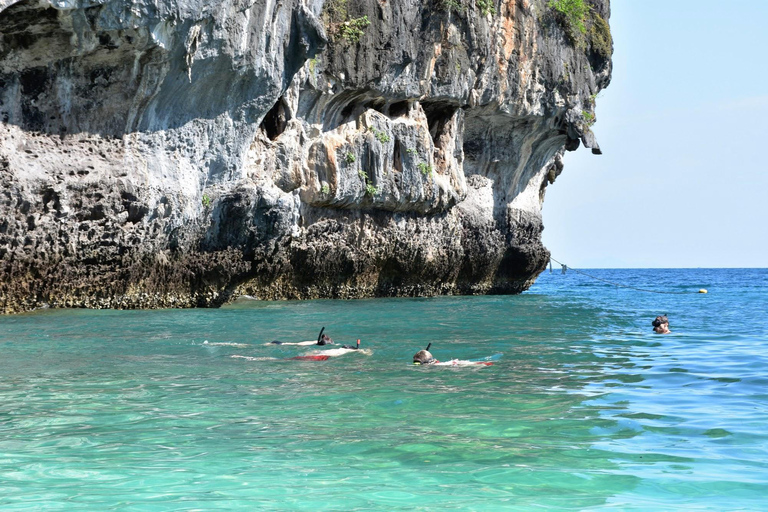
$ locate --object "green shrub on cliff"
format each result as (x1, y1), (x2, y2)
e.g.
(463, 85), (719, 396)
(369, 127), (391, 143)
(322, 0), (371, 44)
(365, 184), (378, 196)
(476, 0), (496, 16)
(440, 0), (465, 14)
(588, 13), (612, 62)
(440, 0), (496, 17)
(548, 0), (588, 41)
(324, 0), (348, 22)
(339, 16), (370, 43)
(548, 0), (612, 61)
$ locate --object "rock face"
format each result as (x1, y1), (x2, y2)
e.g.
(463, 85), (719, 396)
(0, 0), (611, 313)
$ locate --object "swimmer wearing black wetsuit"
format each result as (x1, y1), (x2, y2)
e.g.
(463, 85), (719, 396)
(271, 327), (334, 345)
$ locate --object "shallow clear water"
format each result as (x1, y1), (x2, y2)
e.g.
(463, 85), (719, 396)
(1, 269), (766, 510)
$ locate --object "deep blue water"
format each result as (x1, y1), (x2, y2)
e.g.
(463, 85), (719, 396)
(1, 268), (766, 510)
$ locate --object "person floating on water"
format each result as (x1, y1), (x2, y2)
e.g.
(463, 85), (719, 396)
(308, 339), (361, 358)
(652, 315), (671, 334)
(271, 327), (334, 346)
(341, 339), (360, 350)
(413, 343), (436, 365)
(412, 343), (496, 367)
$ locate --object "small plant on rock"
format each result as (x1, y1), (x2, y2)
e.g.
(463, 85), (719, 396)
(323, 0), (349, 22)
(202, 194), (212, 208)
(549, 0), (588, 43)
(369, 127), (391, 143)
(417, 162), (433, 176)
(588, 13), (612, 63)
(476, 0), (496, 16)
(345, 152), (356, 163)
(406, 148), (417, 155)
(365, 184), (378, 196)
(441, 0), (465, 14)
(358, 170), (368, 180)
(339, 15), (370, 43)
(321, 184), (330, 195)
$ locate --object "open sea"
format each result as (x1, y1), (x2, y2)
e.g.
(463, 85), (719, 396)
(1, 268), (766, 511)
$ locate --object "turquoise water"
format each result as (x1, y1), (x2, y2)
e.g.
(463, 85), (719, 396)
(1, 269), (767, 510)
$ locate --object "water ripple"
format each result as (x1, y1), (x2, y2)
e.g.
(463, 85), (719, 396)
(0, 269), (766, 509)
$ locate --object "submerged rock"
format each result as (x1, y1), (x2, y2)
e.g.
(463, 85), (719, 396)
(0, 0), (612, 313)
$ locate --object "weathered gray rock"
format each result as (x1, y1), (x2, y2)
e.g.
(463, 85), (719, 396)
(0, 0), (612, 313)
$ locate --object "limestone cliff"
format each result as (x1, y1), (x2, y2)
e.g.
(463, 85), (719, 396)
(0, 0), (612, 313)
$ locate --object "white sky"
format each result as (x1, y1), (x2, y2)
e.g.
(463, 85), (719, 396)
(541, 1), (768, 268)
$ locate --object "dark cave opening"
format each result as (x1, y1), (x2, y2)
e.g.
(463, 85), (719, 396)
(422, 101), (458, 149)
(261, 97), (288, 140)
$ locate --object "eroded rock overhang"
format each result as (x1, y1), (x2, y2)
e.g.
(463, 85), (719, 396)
(0, 0), (612, 313)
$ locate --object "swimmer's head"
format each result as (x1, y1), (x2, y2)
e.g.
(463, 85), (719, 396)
(413, 349), (435, 365)
(652, 315), (670, 334)
(317, 334), (334, 346)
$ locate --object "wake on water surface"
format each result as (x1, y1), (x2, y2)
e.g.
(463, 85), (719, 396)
(199, 326), (501, 366)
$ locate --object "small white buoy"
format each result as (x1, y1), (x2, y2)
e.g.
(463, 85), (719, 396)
(698, 289), (708, 294)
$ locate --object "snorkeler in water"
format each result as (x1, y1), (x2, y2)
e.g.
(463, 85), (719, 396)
(412, 343), (496, 367)
(652, 315), (671, 334)
(315, 339), (361, 356)
(341, 339), (360, 350)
